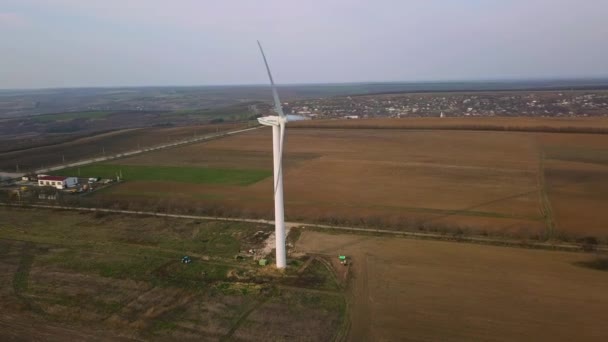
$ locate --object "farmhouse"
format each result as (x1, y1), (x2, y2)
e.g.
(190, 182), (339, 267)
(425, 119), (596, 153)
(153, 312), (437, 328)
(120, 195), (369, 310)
(37, 175), (78, 190)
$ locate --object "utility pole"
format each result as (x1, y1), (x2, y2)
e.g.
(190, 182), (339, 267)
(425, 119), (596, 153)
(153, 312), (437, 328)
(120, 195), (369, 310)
(102, 146), (105, 156)
(62, 154), (65, 164)
(16, 164), (19, 173)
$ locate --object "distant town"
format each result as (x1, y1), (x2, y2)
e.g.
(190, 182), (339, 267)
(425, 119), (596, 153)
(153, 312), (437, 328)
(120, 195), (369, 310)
(282, 91), (608, 119)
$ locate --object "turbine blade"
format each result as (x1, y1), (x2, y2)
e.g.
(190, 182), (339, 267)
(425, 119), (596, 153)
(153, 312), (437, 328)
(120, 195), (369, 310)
(257, 41), (285, 118)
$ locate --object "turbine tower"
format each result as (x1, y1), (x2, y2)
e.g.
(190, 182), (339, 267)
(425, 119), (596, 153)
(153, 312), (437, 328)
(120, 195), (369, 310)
(256, 41), (307, 269)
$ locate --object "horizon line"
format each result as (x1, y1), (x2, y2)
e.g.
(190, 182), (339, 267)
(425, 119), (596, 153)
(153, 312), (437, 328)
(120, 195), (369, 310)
(2, 77), (608, 92)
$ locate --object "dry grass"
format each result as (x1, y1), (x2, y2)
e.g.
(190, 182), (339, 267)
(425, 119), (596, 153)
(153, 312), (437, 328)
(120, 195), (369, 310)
(0, 208), (345, 341)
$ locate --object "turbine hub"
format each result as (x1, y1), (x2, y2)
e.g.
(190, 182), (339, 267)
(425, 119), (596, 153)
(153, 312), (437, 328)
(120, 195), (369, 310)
(257, 115), (284, 126)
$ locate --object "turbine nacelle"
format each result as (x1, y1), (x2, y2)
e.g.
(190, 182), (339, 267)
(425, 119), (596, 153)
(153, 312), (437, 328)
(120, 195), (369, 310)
(257, 114), (308, 127)
(257, 115), (283, 127)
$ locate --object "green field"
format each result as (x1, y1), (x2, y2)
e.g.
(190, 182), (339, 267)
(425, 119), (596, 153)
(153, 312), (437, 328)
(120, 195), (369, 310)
(31, 111), (113, 122)
(52, 164), (271, 186)
(0, 208), (345, 340)
(172, 103), (253, 121)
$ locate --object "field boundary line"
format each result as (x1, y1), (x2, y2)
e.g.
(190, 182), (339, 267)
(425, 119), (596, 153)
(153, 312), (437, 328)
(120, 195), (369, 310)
(2, 203), (607, 253)
(12, 242), (45, 314)
(537, 150), (556, 240)
(220, 298), (268, 342)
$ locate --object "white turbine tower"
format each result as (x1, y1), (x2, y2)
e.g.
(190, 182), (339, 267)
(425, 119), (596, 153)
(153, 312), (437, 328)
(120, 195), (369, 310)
(256, 41), (307, 269)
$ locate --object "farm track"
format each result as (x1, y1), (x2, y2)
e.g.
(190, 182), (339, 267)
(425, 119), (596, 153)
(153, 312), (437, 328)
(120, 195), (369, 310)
(3, 128), (140, 155)
(220, 298), (268, 342)
(0, 234), (258, 273)
(3, 203), (606, 253)
(33, 125), (263, 174)
(537, 150), (556, 239)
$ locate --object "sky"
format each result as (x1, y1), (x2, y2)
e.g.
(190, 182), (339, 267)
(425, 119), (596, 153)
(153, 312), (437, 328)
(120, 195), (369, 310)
(1, 0), (608, 89)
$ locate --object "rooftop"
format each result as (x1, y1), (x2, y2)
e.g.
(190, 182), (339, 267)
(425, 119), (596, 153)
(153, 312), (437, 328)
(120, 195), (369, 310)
(38, 175), (67, 181)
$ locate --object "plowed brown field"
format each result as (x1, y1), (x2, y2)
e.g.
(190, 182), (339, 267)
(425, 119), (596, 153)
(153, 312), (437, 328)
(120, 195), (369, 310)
(94, 118), (608, 240)
(296, 230), (608, 341)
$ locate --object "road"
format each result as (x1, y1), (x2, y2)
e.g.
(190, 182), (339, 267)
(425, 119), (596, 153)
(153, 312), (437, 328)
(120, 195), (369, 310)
(34, 125), (263, 174)
(2, 203), (602, 253)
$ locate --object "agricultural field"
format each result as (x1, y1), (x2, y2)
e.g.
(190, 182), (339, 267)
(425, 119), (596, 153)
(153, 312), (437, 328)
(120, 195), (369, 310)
(54, 165), (270, 186)
(539, 133), (608, 239)
(296, 230), (608, 341)
(0, 122), (247, 172)
(30, 111), (114, 123)
(87, 125), (540, 238)
(43, 117), (608, 241)
(291, 117), (608, 133)
(0, 207), (346, 341)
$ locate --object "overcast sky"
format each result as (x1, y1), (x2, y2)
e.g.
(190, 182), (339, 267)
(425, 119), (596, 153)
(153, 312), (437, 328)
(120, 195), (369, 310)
(1, 0), (608, 89)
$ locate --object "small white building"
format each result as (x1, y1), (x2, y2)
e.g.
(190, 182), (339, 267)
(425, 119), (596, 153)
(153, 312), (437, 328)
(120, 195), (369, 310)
(38, 175), (78, 190)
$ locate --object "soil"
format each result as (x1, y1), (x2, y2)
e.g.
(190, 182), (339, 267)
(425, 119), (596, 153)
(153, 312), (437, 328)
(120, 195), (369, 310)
(100, 128), (546, 237)
(95, 124), (608, 240)
(296, 230), (608, 341)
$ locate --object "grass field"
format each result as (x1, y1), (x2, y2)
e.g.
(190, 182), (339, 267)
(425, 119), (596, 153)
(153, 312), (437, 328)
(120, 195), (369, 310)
(297, 230), (608, 341)
(0, 207), (346, 340)
(53, 164), (271, 186)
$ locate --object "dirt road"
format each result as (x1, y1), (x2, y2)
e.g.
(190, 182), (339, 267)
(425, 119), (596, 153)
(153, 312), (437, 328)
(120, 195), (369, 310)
(4, 203), (603, 253)
(30, 125), (262, 175)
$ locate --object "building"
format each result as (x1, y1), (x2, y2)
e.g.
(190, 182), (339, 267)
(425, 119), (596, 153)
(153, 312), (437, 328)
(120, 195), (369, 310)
(21, 174), (37, 181)
(37, 175), (78, 190)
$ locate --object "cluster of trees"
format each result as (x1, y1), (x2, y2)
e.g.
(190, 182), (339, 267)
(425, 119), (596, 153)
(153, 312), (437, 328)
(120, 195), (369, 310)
(293, 123), (608, 135)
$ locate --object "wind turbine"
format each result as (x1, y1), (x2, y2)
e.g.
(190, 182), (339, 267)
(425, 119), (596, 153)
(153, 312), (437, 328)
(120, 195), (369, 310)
(256, 41), (307, 269)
